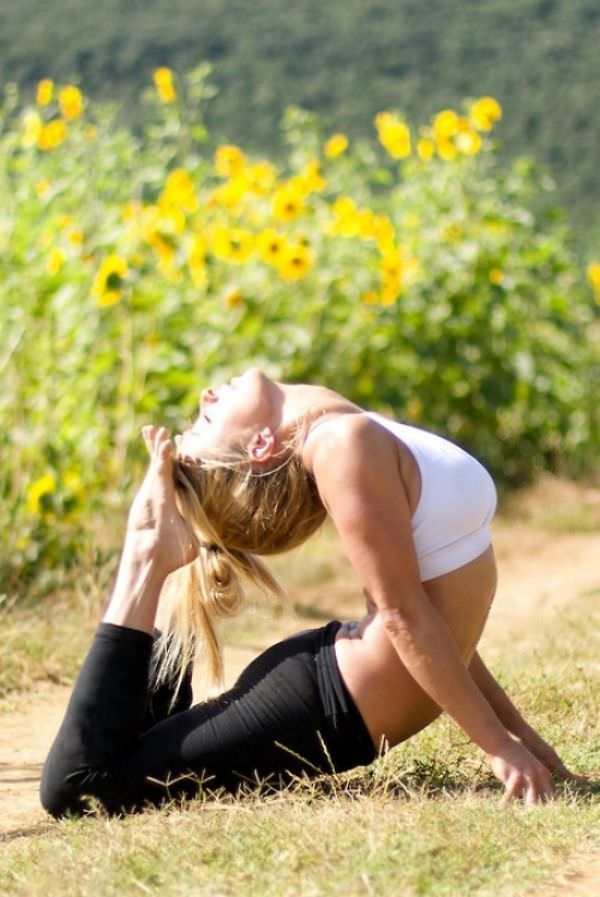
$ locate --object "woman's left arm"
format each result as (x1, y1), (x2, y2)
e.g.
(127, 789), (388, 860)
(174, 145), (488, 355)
(310, 416), (554, 803)
(470, 652), (588, 782)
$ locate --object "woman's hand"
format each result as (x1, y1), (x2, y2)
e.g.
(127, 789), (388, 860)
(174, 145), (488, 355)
(124, 425), (197, 576)
(517, 726), (590, 784)
(488, 738), (556, 804)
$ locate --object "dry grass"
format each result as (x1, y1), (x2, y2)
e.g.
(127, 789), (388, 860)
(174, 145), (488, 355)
(1, 608), (598, 897)
(500, 474), (600, 533)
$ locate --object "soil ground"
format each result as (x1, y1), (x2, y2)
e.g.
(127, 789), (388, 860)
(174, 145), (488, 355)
(1, 484), (598, 892)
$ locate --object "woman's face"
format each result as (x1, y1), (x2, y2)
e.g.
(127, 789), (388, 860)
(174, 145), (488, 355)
(177, 367), (279, 461)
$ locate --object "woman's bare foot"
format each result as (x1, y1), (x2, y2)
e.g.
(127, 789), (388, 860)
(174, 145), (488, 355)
(125, 426), (198, 577)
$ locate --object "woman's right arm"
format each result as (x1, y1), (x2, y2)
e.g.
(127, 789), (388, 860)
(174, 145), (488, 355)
(309, 415), (555, 803)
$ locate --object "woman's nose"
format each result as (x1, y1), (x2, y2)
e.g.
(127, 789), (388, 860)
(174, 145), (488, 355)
(201, 387), (217, 404)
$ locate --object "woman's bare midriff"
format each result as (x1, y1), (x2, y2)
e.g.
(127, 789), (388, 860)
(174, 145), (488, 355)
(334, 546), (498, 751)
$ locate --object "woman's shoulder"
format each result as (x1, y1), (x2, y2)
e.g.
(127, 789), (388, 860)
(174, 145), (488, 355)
(304, 408), (371, 444)
(301, 410), (395, 474)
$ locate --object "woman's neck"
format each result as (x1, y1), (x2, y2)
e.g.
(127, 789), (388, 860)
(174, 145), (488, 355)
(276, 382), (362, 440)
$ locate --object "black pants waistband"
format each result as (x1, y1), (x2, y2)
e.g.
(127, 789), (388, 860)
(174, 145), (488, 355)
(314, 620), (376, 768)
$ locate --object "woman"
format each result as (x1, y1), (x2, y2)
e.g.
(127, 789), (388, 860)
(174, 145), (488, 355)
(41, 369), (582, 817)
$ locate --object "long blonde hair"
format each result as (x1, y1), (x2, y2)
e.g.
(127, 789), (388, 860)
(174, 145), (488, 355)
(154, 424), (327, 699)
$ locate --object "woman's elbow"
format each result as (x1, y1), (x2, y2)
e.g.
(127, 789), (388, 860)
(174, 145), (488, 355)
(379, 602), (424, 635)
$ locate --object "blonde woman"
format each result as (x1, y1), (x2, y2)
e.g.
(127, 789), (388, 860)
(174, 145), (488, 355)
(41, 369), (583, 816)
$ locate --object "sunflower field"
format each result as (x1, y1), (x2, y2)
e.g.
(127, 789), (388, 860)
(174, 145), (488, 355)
(1, 65), (598, 594)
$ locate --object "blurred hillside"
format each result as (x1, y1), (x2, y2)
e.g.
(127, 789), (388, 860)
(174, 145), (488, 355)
(0, 0), (598, 247)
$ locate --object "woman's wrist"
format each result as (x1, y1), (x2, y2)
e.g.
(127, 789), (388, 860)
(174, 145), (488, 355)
(103, 539), (169, 633)
(121, 531), (172, 574)
(483, 728), (526, 758)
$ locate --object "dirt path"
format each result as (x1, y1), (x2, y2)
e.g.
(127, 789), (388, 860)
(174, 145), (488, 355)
(526, 853), (600, 897)
(1, 515), (598, 892)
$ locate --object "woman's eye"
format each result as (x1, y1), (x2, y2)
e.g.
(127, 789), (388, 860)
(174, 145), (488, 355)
(203, 414), (211, 424)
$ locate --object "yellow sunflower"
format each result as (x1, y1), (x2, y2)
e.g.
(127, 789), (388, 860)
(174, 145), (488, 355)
(212, 226), (254, 263)
(470, 97), (502, 132)
(273, 184), (305, 222)
(153, 67), (177, 103)
(38, 120), (67, 151)
(324, 133), (349, 159)
(257, 229), (286, 265)
(92, 254), (129, 306)
(215, 145), (246, 178)
(161, 168), (198, 213)
(59, 85), (84, 121)
(26, 474), (56, 515)
(277, 243), (312, 281)
(36, 79), (54, 107)
(433, 109), (459, 143)
(375, 112), (411, 159)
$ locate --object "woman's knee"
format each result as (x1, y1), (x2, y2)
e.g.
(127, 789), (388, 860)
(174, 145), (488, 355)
(39, 746), (95, 818)
(40, 765), (83, 818)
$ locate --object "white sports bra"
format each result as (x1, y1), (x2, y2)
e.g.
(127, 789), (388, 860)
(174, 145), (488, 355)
(309, 411), (497, 580)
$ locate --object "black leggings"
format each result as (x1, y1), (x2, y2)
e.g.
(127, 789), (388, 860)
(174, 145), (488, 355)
(40, 621), (375, 817)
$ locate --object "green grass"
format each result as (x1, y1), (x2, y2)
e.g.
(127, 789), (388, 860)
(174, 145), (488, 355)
(2, 789), (598, 897)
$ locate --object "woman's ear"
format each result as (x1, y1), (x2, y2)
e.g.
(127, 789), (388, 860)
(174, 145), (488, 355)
(247, 427), (277, 464)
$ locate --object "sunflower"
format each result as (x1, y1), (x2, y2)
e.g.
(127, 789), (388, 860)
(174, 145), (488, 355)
(257, 229), (285, 266)
(374, 112), (411, 159)
(36, 79), (54, 107)
(417, 137), (435, 161)
(212, 226), (254, 263)
(26, 474), (56, 515)
(273, 184), (305, 222)
(38, 120), (67, 151)
(153, 67), (177, 104)
(215, 145), (246, 178)
(433, 109), (459, 143)
(59, 85), (84, 121)
(187, 233), (207, 287)
(324, 133), (349, 159)
(92, 254), (129, 306)
(161, 168), (198, 213)
(470, 97), (502, 132)
(277, 243), (312, 281)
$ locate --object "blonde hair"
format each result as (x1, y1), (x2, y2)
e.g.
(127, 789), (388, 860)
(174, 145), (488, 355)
(154, 424), (326, 700)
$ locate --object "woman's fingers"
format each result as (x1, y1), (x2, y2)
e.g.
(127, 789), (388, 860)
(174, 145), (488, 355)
(501, 769), (554, 806)
(141, 425), (172, 463)
(555, 765), (591, 784)
(154, 428), (173, 465)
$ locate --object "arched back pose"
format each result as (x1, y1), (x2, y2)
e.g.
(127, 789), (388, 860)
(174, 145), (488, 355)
(41, 370), (583, 817)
